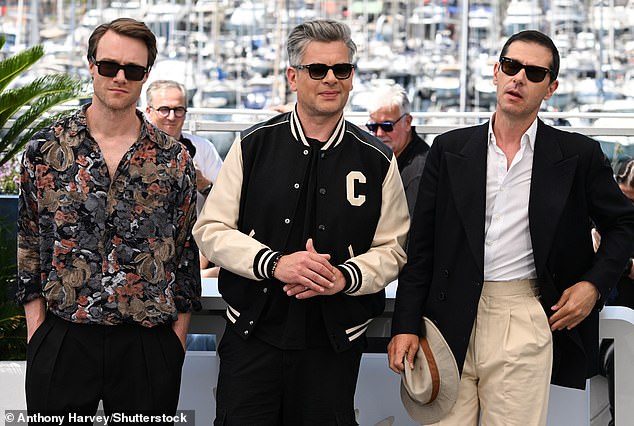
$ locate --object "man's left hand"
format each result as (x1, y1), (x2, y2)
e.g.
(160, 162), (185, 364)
(172, 312), (191, 351)
(549, 281), (599, 331)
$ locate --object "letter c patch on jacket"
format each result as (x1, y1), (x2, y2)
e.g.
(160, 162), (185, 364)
(346, 171), (366, 206)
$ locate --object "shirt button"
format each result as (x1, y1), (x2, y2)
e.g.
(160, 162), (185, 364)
(318, 224), (326, 231)
(303, 149), (309, 155)
(249, 320), (254, 325)
(263, 288), (268, 293)
(319, 188), (326, 195)
(284, 218), (290, 224)
(294, 183), (300, 189)
(320, 153), (326, 159)
(244, 330), (249, 335)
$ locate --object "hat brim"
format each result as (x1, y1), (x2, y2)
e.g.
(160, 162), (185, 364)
(400, 317), (460, 424)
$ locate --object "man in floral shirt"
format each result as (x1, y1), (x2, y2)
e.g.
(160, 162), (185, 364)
(16, 18), (200, 421)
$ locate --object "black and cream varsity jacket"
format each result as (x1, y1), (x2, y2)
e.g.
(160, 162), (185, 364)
(193, 108), (409, 352)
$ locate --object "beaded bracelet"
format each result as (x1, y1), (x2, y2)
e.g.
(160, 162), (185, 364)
(270, 253), (283, 278)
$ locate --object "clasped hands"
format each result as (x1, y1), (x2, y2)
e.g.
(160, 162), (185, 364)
(273, 238), (346, 299)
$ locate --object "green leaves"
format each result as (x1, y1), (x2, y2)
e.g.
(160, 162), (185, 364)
(0, 42), (44, 92)
(0, 35), (89, 166)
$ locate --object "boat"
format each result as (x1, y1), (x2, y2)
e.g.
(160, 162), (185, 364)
(503, 0), (543, 36)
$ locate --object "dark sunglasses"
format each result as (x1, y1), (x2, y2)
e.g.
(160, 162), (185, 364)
(499, 57), (553, 83)
(151, 106), (187, 118)
(293, 63), (354, 80)
(366, 113), (407, 133)
(91, 58), (148, 81)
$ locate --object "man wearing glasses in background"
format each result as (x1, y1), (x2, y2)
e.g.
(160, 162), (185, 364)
(389, 30), (634, 425)
(146, 80), (223, 281)
(366, 83), (429, 218)
(145, 80), (223, 215)
(193, 19), (409, 425)
(17, 18), (200, 422)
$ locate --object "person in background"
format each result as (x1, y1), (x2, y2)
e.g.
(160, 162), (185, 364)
(17, 18), (200, 422)
(146, 79), (223, 279)
(193, 19), (409, 425)
(145, 79), (223, 214)
(597, 158), (634, 426)
(366, 83), (429, 217)
(388, 30), (634, 426)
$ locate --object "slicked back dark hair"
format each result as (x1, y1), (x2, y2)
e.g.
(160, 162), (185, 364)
(87, 18), (157, 69)
(499, 30), (560, 82)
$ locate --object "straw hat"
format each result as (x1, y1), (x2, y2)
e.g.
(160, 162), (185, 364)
(400, 317), (460, 424)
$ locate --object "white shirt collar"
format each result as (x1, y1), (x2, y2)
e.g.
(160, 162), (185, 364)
(487, 113), (538, 151)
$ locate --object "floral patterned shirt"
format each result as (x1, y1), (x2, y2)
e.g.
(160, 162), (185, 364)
(16, 105), (201, 327)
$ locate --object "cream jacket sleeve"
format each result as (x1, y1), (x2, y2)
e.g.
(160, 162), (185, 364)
(193, 137), (269, 280)
(341, 155), (409, 296)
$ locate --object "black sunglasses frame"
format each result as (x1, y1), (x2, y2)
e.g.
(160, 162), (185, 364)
(499, 57), (553, 83)
(366, 113), (407, 133)
(293, 63), (355, 80)
(151, 106), (188, 118)
(91, 58), (148, 81)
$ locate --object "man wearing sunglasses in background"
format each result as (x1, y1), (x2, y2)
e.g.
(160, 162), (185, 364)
(366, 83), (429, 218)
(194, 19), (408, 425)
(389, 30), (634, 425)
(17, 18), (200, 423)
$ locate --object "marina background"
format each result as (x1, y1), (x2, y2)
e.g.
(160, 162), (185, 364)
(1, 0), (634, 158)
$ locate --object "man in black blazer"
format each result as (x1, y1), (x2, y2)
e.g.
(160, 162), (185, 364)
(388, 30), (634, 425)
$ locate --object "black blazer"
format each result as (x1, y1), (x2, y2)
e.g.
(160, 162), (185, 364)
(392, 120), (634, 389)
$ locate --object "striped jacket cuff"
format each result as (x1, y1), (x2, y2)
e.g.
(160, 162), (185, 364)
(337, 262), (362, 294)
(254, 249), (282, 280)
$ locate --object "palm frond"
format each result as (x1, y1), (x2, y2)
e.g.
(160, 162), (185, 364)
(0, 74), (85, 126)
(0, 111), (74, 166)
(0, 44), (44, 92)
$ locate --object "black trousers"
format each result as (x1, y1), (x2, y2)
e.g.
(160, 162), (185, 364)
(26, 313), (185, 425)
(214, 326), (364, 426)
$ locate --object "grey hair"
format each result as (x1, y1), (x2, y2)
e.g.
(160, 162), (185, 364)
(366, 83), (411, 115)
(616, 159), (634, 189)
(287, 19), (357, 66)
(145, 80), (187, 106)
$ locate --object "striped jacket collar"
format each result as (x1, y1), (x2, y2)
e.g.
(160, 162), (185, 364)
(289, 104), (346, 151)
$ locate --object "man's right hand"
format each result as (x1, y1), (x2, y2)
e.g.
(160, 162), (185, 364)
(24, 297), (46, 343)
(387, 333), (420, 374)
(195, 165), (212, 192)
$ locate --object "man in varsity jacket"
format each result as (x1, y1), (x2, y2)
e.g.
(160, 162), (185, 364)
(193, 19), (409, 425)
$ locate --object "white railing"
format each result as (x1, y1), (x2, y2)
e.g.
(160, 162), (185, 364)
(182, 108), (634, 140)
(7, 107), (634, 142)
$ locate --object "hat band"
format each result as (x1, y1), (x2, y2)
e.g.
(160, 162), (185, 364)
(420, 337), (441, 403)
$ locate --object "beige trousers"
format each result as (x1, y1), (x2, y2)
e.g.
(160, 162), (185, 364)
(431, 280), (553, 426)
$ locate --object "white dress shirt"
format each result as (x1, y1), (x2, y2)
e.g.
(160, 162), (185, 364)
(484, 117), (538, 281)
